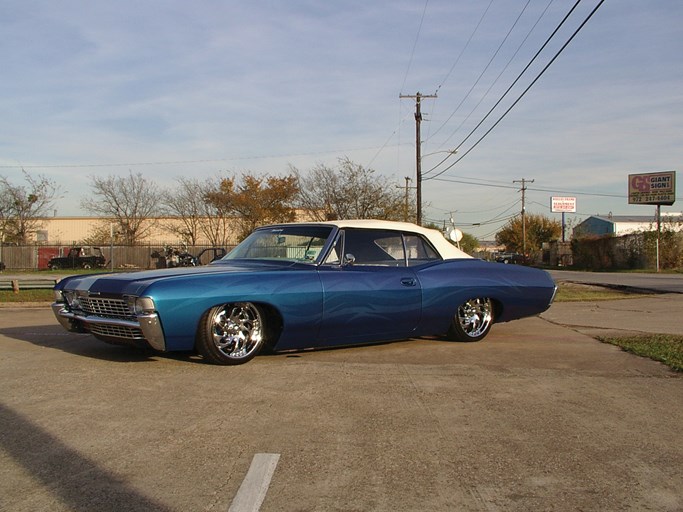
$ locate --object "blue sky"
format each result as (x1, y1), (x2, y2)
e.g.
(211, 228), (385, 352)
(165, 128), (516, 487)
(1, 0), (681, 239)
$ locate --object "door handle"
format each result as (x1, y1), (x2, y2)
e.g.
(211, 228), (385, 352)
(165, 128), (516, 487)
(401, 277), (417, 287)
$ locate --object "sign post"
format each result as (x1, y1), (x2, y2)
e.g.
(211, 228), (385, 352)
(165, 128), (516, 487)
(550, 196), (577, 242)
(628, 171), (677, 272)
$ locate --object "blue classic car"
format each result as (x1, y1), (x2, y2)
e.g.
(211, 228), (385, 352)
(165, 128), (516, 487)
(52, 220), (556, 365)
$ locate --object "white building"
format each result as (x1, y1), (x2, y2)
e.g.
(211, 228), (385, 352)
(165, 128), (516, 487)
(574, 213), (683, 238)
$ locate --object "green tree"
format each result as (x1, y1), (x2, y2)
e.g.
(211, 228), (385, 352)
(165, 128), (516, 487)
(459, 232), (480, 255)
(496, 214), (561, 260)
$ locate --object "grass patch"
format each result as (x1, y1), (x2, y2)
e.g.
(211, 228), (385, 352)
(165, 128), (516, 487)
(554, 282), (642, 302)
(597, 334), (683, 372)
(0, 289), (54, 303)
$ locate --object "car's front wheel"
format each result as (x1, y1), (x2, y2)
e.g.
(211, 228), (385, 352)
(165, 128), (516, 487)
(197, 302), (266, 365)
(447, 298), (494, 342)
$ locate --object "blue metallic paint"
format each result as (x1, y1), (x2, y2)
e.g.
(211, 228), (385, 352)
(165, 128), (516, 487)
(53, 249), (555, 355)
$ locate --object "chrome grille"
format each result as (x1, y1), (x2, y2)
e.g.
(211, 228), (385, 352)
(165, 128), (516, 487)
(89, 323), (144, 340)
(80, 297), (132, 319)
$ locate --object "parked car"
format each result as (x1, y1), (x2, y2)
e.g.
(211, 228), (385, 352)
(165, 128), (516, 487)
(495, 252), (525, 264)
(48, 247), (106, 270)
(52, 220), (557, 365)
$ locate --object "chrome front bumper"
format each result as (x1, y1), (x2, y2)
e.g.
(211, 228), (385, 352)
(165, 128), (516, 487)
(51, 302), (166, 351)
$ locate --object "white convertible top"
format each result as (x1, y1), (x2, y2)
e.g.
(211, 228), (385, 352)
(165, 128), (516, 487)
(293, 219), (473, 260)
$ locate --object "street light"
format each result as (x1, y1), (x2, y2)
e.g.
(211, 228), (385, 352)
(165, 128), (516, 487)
(416, 149), (457, 226)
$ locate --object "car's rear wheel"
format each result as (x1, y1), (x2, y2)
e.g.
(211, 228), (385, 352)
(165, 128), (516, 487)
(197, 302), (266, 365)
(447, 298), (494, 342)
(50, 263), (60, 270)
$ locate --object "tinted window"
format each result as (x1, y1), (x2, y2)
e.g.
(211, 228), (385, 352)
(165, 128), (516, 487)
(404, 234), (441, 266)
(343, 229), (405, 266)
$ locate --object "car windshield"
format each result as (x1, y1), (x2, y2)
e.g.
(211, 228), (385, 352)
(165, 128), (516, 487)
(223, 225), (334, 263)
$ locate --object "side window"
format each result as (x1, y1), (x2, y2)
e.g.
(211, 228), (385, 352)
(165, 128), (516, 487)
(322, 233), (342, 265)
(404, 234), (441, 267)
(343, 229), (406, 266)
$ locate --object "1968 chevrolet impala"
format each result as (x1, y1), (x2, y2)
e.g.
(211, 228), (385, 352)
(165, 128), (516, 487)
(52, 220), (556, 365)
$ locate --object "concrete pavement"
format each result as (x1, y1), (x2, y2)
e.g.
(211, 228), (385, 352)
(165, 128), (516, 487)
(541, 293), (683, 337)
(546, 272), (683, 337)
(1, 306), (681, 511)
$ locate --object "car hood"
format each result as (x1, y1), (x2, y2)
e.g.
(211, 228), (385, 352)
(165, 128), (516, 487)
(56, 260), (304, 295)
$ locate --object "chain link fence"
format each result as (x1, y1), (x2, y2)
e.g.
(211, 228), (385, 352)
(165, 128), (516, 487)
(0, 244), (236, 271)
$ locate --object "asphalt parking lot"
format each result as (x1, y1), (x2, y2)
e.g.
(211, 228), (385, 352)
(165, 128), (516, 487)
(1, 301), (681, 511)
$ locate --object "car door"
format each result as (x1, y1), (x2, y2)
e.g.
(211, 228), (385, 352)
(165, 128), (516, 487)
(315, 229), (422, 345)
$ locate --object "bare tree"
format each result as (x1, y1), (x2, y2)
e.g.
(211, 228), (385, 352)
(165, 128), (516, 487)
(293, 157), (407, 221)
(160, 175), (235, 247)
(161, 176), (205, 245)
(81, 171), (161, 245)
(0, 170), (60, 244)
(197, 175), (233, 246)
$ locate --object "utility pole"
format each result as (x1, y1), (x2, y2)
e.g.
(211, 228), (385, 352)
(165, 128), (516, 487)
(396, 177), (414, 222)
(400, 91), (437, 225)
(513, 178), (534, 259)
(403, 176), (412, 222)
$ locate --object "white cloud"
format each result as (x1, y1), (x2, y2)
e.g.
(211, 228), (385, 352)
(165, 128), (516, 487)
(1, 0), (681, 235)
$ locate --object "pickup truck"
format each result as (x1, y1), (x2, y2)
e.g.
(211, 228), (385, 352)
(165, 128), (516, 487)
(48, 247), (107, 270)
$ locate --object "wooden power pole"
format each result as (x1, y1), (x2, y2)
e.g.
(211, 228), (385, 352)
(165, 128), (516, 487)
(513, 178), (534, 258)
(400, 92), (437, 225)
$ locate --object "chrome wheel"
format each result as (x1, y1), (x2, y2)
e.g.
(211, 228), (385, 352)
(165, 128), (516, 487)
(198, 303), (266, 364)
(448, 298), (494, 342)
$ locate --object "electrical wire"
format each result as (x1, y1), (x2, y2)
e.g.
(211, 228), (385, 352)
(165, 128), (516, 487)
(433, 0), (555, 152)
(425, 0), (605, 181)
(0, 143), (411, 170)
(428, 0), (533, 141)
(399, 0), (430, 95)
(423, 0), (495, 142)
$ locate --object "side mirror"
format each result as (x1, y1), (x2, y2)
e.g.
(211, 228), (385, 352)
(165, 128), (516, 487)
(343, 253), (356, 266)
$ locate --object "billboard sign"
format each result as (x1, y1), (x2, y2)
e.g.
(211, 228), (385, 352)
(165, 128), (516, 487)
(550, 196), (577, 213)
(628, 171), (676, 205)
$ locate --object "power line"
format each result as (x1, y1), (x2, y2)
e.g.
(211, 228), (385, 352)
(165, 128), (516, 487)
(399, 0), (430, 95)
(432, 0), (555, 152)
(439, 0), (582, 154)
(423, 0), (494, 143)
(429, 0), (533, 141)
(0, 144), (410, 170)
(428, 175), (650, 201)
(425, 0), (606, 181)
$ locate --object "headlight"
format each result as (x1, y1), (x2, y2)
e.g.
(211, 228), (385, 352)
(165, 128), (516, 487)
(126, 296), (156, 315)
(63, 291), (80, 308)
(54, 290), (65, 303)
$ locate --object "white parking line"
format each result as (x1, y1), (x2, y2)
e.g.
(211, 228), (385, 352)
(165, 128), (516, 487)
(228, 453), (281, 512)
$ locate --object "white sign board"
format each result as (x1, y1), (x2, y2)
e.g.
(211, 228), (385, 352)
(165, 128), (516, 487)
(551, 196), (576, 213)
